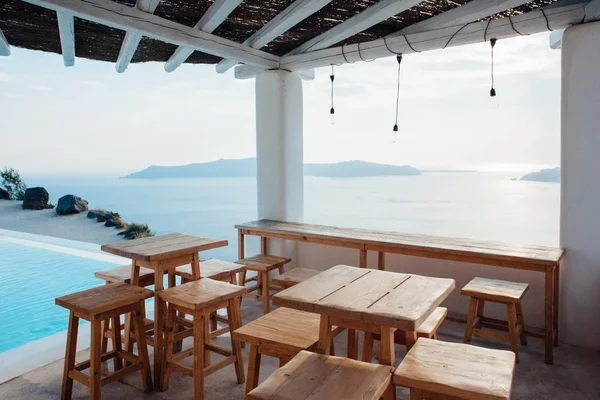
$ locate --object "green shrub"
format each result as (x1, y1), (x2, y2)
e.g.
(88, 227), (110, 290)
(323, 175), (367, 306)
(119, 223), (153, 240)
(1, 166), (27, 200)
(45, 203), (55, 210)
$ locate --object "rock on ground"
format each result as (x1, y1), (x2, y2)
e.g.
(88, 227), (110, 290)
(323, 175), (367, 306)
(56, 195), (89, 215)
(0, 188), (9, 200)
(22, 187), (49, 210)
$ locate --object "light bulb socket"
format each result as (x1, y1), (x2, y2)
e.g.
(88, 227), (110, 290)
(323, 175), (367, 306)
(396, 54), (402, 65)
(393, 124), (398, 132)
(490, 38), (497, 48)
(490, 88), (496, 97)
(330, 107), (335, 114)
(330, 74), (334, 82)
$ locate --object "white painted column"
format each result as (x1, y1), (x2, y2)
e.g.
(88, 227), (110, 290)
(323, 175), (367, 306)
(560, 21), (600, 349)
(255, 70), (304, 262)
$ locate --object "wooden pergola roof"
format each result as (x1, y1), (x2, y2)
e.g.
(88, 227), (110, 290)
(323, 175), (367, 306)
(1, 0), (599, 77)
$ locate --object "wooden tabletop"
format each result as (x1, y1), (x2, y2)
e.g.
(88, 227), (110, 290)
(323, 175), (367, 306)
(272, 265), (455, 331)
(101, 233), (228, 262)
(236, 220), (564, 269)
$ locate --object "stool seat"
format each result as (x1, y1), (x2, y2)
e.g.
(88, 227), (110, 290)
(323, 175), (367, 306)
(236, 254), (291, 272)
(176, 258), (246, 281)
(158, 278), (246, 311)
(56, 283), (154, 317)
(234, 307), (323, 352)
(271, 268), (320, 288)
(417, 307), (448, 338)
(394, 338), (516, 400)
(94, 265), (157, 287)
(248, 350), (393, 400)
(461, 277), (529, 303)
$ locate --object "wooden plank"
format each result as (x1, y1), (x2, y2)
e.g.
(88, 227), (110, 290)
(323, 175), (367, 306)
(236, 220), (563, 267)
(393, 338), (516, 400)
(24, 0), (280, 70)
(55, 283), (153, 316)
(56, 11), (75, 66)
(165, 0), (244, 72)
(234, 1), (586, 74)
(0, 29), (11, 56)
(115, 0), (161, 73)
(247, 350), (392, 400)
(272, 268), (320, 288)
(157, 278), (245, 311)
(287, 0), (423, 55)
(216, 0), (334, 73)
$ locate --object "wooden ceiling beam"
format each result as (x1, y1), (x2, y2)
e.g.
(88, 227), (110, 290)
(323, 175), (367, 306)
(584, 0), (600, 21)
(0, 29), (10, 56)
(24, 0), (279, 70)
(391, 0), (536, 36)
(287, 0), (424, 56)
(57, 11), (75, 66)
(115, 0), (161, 73)
(235, 1), (586, 77)
(215, 0), (334, 74)
(164, 0), (244, 73)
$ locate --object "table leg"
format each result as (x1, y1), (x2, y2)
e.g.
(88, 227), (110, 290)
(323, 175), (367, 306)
(317, 315), (332, 354)
(124, 261), (141, 356)
(153, 262), (165, 388)
(192, 252), (201, 280)
(260, 237), (268, 255)
(238, 231), (245, 260)
(544, 268), (554, 364)
(359, 249), (367, 268)
(553, 265), (560, 346)
(377, 252), (385, 271)
(347, 329), (359, 359)
(379, 327), (396, 367)
(405, 331), (416, 352)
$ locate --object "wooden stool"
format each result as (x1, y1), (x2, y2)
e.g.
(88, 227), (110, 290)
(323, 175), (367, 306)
(271, 267), (320, 288)
(247, 350), (394, 400)
(55, 283), (154, 400)
(462, 277), (529, 362)
(394, 338), (516, 400)
(235, 254), (291, 314)
(361, 307), (448, 362)
(94, 265), (157, 353)
(232, 307), (345, 395)
(158, 278), (246, 399)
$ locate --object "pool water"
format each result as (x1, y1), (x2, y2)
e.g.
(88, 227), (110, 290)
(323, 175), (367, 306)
(0, 239), (119, 353)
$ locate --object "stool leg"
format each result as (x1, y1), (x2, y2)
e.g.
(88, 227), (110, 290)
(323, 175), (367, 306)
(111, 315), (123, 373)
(330, 336), (336, 356)
(261, 271), (270, 314)
(61, 311), (79, 400)
(410, 389), (424, 400)
(100, 319), (109, 359)
(476, 299), (485, 328)
(160, 304), (177, 391)
(204, 316), (211, 368)
(245, 344), (261, 396)
(227, 298), (245, 384)
(133, 303), (153, 392)
(361, 332), (374, 362)
(347, 329), (358, 359)
(382, 382), (396, 400)
(464, 297), (478, 344)
(193, 312), (206, 400)
(277, 265), (285, 275)
(90, 318), (103, 400)
(516, 303), (528, 346)
(210, 311), (218, 332)
(507, 303), (519, 362)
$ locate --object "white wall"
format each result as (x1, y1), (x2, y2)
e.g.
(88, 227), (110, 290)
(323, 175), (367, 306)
(560, 21), (600, 349)
(255, 70), (304, 265)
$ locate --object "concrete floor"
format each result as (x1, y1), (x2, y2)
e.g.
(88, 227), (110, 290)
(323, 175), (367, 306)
(1, 300), (599, 400)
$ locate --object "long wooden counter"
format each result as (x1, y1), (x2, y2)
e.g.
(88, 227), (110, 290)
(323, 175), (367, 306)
(235, 219), (564, 364)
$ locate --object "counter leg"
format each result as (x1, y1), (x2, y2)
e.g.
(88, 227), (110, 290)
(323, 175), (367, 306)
(154, 262), (165, 387)
(554, 265), (560, 346)
(359, 249), (367, 268)
(544, 268), (554, 364)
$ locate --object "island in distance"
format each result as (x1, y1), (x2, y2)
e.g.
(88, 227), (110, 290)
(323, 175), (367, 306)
(123, 158), (423, 179)
(519, 167), (560, 183)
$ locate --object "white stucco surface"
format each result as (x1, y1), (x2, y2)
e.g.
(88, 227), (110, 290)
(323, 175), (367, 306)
(560, 21), (600, 349)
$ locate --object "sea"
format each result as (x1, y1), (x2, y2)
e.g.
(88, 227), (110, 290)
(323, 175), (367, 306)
(23, 172), (560, 259)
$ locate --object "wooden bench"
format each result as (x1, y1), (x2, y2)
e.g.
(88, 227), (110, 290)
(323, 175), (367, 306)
(236, 219), (564, 364)
(462, 277), (529, 362)
(247, 350), (394, 400)
(232, 307), (344, 395)
(271, 267), (320, 288)
(158, 278), (246, 400)
(362, 307), (448, 362)
(394, 338), (516, 400)
(235, 254), (291, 314)
(55, 283), (154, 400)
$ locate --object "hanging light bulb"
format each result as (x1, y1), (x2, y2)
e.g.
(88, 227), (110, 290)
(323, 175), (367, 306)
(489, 39), (497, 98)
(329, 65), (335, 125)
(392, 54), (402, 143)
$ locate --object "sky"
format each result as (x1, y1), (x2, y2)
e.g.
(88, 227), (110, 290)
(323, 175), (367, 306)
(0, 32), (561, 176)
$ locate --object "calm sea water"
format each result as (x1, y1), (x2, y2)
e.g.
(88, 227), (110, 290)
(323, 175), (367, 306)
(25, 172), (560, 259)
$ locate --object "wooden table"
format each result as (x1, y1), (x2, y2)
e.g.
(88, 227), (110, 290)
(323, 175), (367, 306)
(101, 233), (228, 386)
(236, 219), (565, 364)
(272, 265), (455, 367)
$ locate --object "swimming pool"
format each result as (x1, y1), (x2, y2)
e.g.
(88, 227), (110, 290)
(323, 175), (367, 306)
(0, 230), (127, 381)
